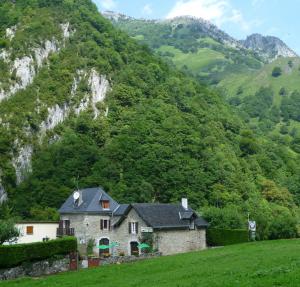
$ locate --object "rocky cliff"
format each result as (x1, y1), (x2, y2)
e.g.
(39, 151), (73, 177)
(240, 33), (298, 62)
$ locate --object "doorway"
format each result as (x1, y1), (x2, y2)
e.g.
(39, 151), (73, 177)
(130, 241), (139, 256)
(99, 238), (110, 257)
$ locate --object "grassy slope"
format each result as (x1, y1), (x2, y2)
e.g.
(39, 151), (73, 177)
(157, 45), (227, 72)
(220, 57), (300, 102)
(2, 239), (300, 287)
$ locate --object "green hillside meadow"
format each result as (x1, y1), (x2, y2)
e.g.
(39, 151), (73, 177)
(1, 240), (300, 287)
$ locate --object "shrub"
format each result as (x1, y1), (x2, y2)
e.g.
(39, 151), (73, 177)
(201, 206), (246, 229)
(272, 66), (282, 77)
(207, 228), (249, 246)
(0, 220), (20, 245)
(279, 87), (287, 96)
(0, 236), (77, 268)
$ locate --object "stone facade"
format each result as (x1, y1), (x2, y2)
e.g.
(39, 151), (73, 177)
(62, 208), (206, 256)
(156, 229), (206, 255)
(61, 209), (147, 256)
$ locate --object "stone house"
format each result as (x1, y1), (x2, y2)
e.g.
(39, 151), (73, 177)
(58, 187), (208, 256)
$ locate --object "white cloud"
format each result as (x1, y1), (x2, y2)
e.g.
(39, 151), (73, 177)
(97, 0), (117, 10)
(166, 0), (261, 32)
(166, 0), (229, 23)
(142, 4), (153, 16)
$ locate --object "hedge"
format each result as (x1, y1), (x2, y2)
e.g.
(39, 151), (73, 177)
(207, 228), (249, 246)
(0, 236), (77, 268)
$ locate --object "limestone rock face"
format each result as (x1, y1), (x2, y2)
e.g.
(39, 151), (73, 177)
(12, 145), (33, 185)
(0, 183), (7, 204)
(88, 69), (110, 118)
(0, 23), (72, 102)
(241, 34), (298, 62)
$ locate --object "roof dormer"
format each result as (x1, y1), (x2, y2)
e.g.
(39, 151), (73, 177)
(100, 199), (110, 210)
(99, 192), (110, 210)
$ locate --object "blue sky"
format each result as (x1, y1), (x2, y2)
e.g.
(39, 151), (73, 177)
(93, 0), (300, 54)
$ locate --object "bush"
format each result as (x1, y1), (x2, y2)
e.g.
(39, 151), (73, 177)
(272, 66), (282, 77)
(207, 228), (249, 246)
(202, 206), (246, 229)
(0, 237), (77, 268)
(0, 220), (20, 245)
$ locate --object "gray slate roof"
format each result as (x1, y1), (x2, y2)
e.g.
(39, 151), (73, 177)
(59, 187), (208, 230)
(113, 204), (130, 216)
(195, 217), (209, 227)
(131, 203), (208, 230)
(59, 187), (119, 214)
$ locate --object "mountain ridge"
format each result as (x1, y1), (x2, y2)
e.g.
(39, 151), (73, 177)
(103, 11), (298, 62)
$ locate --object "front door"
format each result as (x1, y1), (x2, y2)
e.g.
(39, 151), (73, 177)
(99, 238), (110, 257)
(130, 241), (139, 256)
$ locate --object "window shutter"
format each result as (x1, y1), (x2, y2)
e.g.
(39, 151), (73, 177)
(109, 220), (111, 230)
(136, 222), (139, 234)
(65, 220), (70, 229)
(59, 220), (63, 229)
(100, 219), (103, 230)
(128, 222), (131, 234)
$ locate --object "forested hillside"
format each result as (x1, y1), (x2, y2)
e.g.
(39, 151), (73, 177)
(104, 13), (265, 85)
(0, 0), (299, 239)
(108, 13), (300, 151)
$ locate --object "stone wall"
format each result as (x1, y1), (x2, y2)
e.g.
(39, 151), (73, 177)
(80, 252), (162, 268)
(156, 228), (206, 255)
(0, 256), (70, 281)
(100, 252), (162, 265)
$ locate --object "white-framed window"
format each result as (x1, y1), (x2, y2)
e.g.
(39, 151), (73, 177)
(100, 219), (111, 231)
(129, 222), (138, 234)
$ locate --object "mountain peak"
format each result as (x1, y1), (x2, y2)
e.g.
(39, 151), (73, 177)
(241, 33), (298, 61)
(101, 11), (134, 22)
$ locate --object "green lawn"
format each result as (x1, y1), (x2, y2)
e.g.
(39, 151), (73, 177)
(2, 239), (300, 287)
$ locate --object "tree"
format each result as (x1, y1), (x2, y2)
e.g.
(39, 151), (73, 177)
(272, 66), (282, 77)
(0, 220), (19, 245)
(279, 87), (287, 96)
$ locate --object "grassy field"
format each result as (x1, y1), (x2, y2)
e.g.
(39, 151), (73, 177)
(157, 45), (227, 72)
(1, 239), (300, 287)
(219, 57), (300, 101)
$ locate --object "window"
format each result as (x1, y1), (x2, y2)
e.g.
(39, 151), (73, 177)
(129, 222), (138, 234)
(26, 226), (33, 235)
(189, 220), (195, 230)
(101, 200), (110, 209)
(100, 219), (111, 231)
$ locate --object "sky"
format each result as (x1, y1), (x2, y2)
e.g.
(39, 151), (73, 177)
(93, 0), (300, 54)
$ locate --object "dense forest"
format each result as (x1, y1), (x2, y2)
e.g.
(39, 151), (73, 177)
(110, 15), (300, 158)
(0, 0), (299, 240)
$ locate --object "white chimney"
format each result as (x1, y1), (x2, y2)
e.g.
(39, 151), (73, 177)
(182, 198), (188, 210)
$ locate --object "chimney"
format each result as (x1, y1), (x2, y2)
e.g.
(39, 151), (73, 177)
(181, 198), (188, 210)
